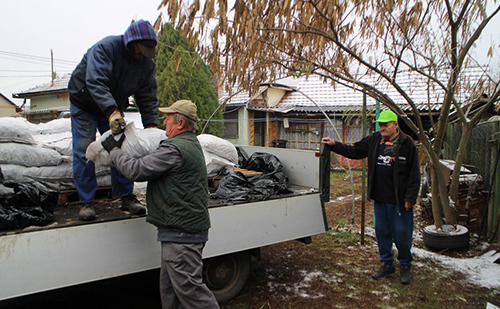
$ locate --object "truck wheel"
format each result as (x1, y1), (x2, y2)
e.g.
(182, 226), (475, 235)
(203, 251), (250, 303)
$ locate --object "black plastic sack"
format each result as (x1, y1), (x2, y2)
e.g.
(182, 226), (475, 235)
(236, 146), (249, 167)
(213, 152), (292, 201)
(212, 172), (270, 201)
(241, 152), (283, 174)
(0, 182), (57, 231)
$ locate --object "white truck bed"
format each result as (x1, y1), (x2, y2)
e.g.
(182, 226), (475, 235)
(0, 146), (330, 302)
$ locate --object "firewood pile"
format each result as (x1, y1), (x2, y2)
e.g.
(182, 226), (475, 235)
(455, 174), (487, 234)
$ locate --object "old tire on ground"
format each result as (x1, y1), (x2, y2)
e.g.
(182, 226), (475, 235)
(423, 224), (470, 250)
(203, 251), (250, 303)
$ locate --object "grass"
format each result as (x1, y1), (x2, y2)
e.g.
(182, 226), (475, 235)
(329, 169), (363, 196)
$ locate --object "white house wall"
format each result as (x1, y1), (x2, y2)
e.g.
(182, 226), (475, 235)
(265, 88), (286, 107)
(0, 100), (16, 117)
(30, 94), (69, 111)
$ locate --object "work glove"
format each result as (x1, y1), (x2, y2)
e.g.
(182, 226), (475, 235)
(102, 134), (126, 153)
(109, 110), (126, 135)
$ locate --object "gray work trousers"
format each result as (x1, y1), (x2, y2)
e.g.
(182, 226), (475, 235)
(160, 242), (219, 309)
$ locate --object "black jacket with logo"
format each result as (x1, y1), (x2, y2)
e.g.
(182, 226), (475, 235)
(329, 131), (420, 211)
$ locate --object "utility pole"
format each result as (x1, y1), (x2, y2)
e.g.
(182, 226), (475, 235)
(361, 91), (367, 245)
(51, 49), (55, 86)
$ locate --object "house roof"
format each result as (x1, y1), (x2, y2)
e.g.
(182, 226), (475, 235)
(221, 67), (490, 114)
(0, 92), (18, 106)
(13, 75), (71, 98)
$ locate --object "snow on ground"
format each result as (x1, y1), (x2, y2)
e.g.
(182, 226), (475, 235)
(413, 247), (500, 289)
(331, 194), (361, 203)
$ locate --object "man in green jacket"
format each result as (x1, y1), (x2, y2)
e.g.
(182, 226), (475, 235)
(321, 110), (420, 285)
(101, 100), (219, 309)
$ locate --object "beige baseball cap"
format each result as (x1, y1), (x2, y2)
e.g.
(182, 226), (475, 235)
(159, 99), (199, 121)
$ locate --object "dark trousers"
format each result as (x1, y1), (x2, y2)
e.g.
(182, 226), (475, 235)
(70, 103), (133, 203)
(160, 242), (219, 309)
(374, 201), (414, 266)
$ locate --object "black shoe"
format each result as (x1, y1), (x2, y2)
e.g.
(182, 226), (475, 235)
(400, 265), (412, 284)
(121, 195), (147, 215)
(371, 263), (395, 280)
(79, 203), (96, 221)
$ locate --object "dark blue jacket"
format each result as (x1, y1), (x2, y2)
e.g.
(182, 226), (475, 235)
(68, 35), (158, 127)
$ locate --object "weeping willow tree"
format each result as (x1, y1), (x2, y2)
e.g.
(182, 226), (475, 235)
(157, 0), (500, 230)
(154, 22), (224, 136)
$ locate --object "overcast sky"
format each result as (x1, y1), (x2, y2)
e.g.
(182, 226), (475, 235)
(1, 0), (499, 107)
(1, 0), (163, 105)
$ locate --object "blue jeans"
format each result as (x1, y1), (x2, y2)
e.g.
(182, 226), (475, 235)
(374, 201), (413, 266)
(70, 103), (133, 203)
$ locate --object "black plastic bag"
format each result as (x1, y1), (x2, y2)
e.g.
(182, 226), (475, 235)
(236, 146), (249, 167)
(241, 152), (283, 174)
(0, 182), (57, 231)
(213, 152), (292, 201)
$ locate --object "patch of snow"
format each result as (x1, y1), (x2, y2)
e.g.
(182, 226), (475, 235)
(413, 247), (500, 289)
(293, 270), (326, 299)
(487, 302), (500, 309)
(331, 194), (362, 203)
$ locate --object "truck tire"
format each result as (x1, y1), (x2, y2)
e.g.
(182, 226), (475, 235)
(203, 251), (250, 303)
(423, 224), (470, 250)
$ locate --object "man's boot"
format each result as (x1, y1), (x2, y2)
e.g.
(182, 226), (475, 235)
(371, 263), (395, 280)
(121, 195), (147, 215)
(79, 203), (96, 221)
(400, 265), (412, 284)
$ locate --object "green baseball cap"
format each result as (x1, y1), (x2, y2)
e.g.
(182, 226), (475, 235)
(376, 110), (398, 123)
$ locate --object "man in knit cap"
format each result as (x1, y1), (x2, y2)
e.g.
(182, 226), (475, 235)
(68, 20), (159, 221)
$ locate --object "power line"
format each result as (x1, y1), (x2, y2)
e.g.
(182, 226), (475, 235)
(0, 55), (76, 69)
(0, 75), (51, 78)
(0, 69), (53, 72)
(0, 50), (78, 65)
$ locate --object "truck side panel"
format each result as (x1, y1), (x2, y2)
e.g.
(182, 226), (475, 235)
(204, 193), (324, 258)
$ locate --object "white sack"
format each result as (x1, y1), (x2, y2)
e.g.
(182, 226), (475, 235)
(202, 149), (236, 177)
(0, 118), (36, 145)
(0, 163), (110, 190)
(0, 143), (63, 167)
(0, 164), (28, 182)
(27, 118), (71, 135)
(42, 138), (73, 156)
(97, 174), (112, 188)
(197, 134), (238, 164)
(33, 131), (73, 156)
(0, 184), (14, 196)
(86, 122), (166, 167)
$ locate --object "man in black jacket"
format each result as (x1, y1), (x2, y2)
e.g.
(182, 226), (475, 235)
(68, 20), (158, 221)
(321, 110), (420, 284)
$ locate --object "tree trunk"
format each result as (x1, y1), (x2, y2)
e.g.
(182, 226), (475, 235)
(449, 124), (473, 205)
(430, 166), (443, 229)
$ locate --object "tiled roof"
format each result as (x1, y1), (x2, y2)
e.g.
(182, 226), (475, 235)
(221, 67), (490, 113)
(13, 75), (71, 98)
(219, 86), (267, 106)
